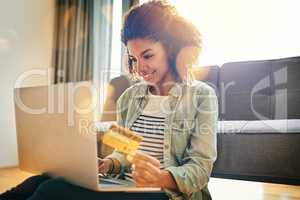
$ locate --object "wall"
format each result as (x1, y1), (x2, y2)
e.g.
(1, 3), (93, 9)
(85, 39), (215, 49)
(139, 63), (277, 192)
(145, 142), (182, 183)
(0, 0), (54, 167)
(172, 0), (300, 66)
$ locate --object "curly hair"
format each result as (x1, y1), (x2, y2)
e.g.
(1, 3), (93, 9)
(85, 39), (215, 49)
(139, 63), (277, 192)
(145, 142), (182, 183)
(121, 0), (201, 79)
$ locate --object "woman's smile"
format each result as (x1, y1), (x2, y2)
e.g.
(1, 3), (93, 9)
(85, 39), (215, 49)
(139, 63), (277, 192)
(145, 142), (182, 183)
(141, 70), (156, 81)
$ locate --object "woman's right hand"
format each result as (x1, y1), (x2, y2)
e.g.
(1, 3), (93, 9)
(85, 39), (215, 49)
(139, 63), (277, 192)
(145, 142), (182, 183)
(98, 158), (113, 174)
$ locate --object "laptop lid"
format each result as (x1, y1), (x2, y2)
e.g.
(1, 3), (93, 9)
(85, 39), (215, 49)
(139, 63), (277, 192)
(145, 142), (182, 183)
(14, 81), (161, 192)
(14, 81), (100, 190)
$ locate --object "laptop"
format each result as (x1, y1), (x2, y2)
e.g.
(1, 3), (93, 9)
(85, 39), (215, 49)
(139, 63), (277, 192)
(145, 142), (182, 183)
(14, 81), (161, 192)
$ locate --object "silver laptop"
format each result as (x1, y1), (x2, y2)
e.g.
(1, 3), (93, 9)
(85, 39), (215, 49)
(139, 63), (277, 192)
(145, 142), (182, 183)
(14, 82), (161, 192)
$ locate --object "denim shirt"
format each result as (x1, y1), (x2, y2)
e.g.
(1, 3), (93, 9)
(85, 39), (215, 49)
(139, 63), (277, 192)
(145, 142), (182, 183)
(107, 80), (218, 200)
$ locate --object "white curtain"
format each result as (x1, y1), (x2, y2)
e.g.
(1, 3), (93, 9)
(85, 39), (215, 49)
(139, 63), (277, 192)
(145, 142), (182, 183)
(92, 0), (114, 120)
(53, 0), (94, 83)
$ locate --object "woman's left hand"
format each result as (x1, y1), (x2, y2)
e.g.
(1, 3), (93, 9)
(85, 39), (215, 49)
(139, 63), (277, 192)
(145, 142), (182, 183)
(130, 152), (163, 187)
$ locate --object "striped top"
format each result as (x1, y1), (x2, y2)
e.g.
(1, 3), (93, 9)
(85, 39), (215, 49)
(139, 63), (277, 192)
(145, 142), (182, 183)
(124, 92), (170, 181)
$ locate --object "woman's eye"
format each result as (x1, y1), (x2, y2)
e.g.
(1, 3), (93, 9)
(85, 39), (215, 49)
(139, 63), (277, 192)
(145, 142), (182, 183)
(144, 54), (154, 59)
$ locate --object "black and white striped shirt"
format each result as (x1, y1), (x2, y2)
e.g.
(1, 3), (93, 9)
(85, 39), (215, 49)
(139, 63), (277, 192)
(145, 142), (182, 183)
(125, 93), (170, 181)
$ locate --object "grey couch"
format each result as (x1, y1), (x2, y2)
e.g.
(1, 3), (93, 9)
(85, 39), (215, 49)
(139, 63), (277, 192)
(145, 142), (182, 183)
(197, 56), (300, 185)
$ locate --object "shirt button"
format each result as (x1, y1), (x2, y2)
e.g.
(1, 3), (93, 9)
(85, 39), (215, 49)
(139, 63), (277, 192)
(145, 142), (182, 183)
(164, 144), (169, 149)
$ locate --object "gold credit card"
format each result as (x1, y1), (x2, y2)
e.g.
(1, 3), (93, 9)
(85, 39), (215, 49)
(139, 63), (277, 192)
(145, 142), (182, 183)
(102, 124), (143, 156)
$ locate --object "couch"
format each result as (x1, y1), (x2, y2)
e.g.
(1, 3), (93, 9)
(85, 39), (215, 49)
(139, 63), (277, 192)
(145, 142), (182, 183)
(195, 56), (300, 185)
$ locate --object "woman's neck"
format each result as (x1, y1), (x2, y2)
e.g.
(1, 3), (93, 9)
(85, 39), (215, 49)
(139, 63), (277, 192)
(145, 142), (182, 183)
(149, 75), (177, 96)
(149, 84), (175, 96)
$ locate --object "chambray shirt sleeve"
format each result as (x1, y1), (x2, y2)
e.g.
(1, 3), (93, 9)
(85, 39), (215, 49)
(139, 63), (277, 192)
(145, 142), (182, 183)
(106, 90), (131, 172)
(166, 86), (218, 197)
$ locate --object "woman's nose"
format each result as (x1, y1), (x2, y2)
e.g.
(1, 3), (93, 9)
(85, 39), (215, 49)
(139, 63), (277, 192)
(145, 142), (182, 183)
(136, 60), (147, 75)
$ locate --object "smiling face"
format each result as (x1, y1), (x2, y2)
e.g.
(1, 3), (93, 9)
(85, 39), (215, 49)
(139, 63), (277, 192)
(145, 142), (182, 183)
(127, 38), (176, 94)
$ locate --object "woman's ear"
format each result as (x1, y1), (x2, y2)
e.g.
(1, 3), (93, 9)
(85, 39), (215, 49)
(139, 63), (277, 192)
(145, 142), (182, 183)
(176, 46), (201, 81)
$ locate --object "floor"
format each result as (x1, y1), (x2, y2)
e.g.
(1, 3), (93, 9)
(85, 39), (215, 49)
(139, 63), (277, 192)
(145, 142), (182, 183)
(208, 177), (300, 200)
(1, 167), (300, 200)
(0, 167), (35, 194)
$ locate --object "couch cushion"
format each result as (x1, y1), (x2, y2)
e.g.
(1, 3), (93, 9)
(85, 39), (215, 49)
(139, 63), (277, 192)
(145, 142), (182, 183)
(212, 132), (300, 184)
(220, 61), (272, 120)
(218, 119), (300, 134)
(271, 57), (300, 119)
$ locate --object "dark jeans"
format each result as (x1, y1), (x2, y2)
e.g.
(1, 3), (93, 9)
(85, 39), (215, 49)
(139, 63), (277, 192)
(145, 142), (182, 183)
(0, 175), (169, 200)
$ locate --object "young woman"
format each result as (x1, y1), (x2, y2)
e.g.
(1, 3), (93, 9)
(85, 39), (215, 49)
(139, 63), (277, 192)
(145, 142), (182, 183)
(99, 1), (218, 199)
(0, 1), (217, 200)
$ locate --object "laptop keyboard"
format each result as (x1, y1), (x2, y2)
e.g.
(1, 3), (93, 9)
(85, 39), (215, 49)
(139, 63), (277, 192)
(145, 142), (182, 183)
(99, 174), (134, 186)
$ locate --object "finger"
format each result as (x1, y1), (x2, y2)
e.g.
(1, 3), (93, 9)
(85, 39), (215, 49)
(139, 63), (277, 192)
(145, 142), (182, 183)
(127, 151), (148, 163)
(132, 167), (159, 183)
(132, 153), (160, 168)
(133, 174), (157, 188)
(98, 164), (107, 173)
(132, 171), (148, 184)
(137, 152), (160, 167)
(132, 171), (151, 186)
(98, 162), (110, 173)
(98, 161), (104, 166)
(134, 160), (161, 175)
(146, 161), (161, 173)
(132, 152), (150, 162)
(134, 162), (161, 181)
(98, 158), (104, 166)
(132, 165), (156, 176)
(98, 163), (105, 170)
(133, 161), (150, 170)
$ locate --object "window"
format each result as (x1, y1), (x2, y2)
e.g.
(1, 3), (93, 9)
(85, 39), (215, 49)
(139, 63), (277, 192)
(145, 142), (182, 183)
(171, 0), (300, 66)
